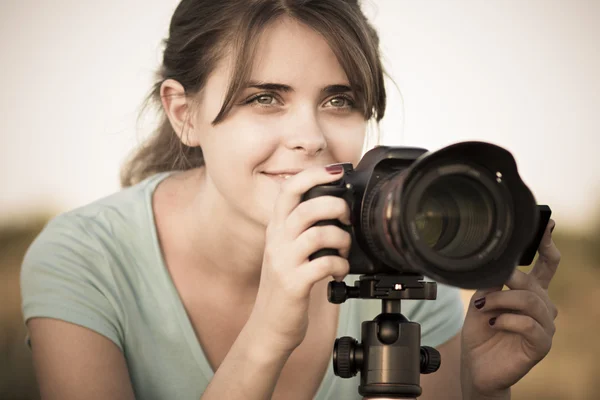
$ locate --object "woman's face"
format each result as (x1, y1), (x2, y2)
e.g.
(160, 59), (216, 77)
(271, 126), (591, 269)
(191, 16), (368, 227)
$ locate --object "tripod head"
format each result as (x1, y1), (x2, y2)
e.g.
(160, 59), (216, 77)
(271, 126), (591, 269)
(328, 273), (441, 399)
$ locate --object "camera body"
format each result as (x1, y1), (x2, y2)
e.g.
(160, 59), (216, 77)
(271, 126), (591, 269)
(302, 141), (548, 290)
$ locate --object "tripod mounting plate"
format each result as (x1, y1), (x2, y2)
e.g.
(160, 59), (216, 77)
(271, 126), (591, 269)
(328, 273), (437, 304)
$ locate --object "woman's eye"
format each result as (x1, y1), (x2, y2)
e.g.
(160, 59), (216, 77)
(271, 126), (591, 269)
(257, 95), (275, 104)
(325, 96), (355, 109)
(247, 94), (279, 107)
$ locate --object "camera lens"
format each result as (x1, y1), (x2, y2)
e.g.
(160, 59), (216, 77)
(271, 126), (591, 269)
(414, 175), (494, 259)
(366, 161), (511, 276)
(355, 142), (539, 289)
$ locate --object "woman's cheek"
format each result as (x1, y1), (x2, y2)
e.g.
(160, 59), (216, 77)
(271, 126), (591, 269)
(215, 116), (278, 156)
(236, 123), (280, 165)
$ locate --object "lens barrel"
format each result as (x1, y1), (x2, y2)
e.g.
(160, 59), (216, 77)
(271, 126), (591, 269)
(362, 142), (538, 289)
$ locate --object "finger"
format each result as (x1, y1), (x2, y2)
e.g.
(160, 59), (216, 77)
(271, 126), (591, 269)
(504, 269), (555, 310)
(469, 285), (504, 311)
(504, 269), (559, 319)
(301, 255), (350, 283)
(531, 219), (561, 290)
(489, 313), (552, 361)
(271, 165), (345, 224)
(474, 290), (554, 334)
(504, 268), (543, 296)
(294, 225), (352, 260)
(285, 195), (350, 239)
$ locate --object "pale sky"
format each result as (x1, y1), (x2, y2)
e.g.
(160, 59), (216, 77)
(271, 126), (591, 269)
(1, 0), (599, 233)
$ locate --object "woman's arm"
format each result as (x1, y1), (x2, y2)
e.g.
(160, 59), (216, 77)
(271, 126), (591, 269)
(28, 318), (136, 400)
(200, 317), (292, 400)
(29, 316), (294, 400)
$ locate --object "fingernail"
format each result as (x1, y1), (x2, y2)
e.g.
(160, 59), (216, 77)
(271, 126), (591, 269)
(325, 164), (344, 174)
(489, 317), (497, 326)
(550, 225), (555, 233)
(474, 297), (486, 309)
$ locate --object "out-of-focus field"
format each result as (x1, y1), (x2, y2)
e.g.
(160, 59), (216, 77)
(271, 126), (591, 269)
(1, 212), (598, 399)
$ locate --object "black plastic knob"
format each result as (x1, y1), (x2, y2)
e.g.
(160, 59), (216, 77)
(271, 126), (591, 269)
(328, 281), (348, 304)
(420, 346), (441, 374)
(333, 337), (358, 378)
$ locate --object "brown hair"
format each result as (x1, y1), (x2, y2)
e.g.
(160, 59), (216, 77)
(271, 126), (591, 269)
(120, 0), (388, 187)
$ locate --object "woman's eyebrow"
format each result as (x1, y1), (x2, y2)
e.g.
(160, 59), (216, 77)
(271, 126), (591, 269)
(246, 81), (353, 95)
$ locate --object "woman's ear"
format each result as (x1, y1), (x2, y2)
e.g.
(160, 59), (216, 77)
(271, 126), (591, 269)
(160, 79), (200, 146)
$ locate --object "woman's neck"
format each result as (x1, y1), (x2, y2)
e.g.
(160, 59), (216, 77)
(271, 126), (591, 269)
(154, 167), (267, 290)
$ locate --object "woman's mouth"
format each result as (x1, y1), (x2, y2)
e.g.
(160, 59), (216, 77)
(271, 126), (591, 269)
(261, 170), (301, 183)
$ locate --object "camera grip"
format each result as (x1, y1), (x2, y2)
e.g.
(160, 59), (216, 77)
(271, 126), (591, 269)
(301, 181), (350, 261)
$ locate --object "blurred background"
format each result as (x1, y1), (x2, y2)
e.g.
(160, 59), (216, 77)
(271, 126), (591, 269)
(1, 0), (598, 399)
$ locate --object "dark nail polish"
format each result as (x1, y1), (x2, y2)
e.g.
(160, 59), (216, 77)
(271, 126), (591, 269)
(325, 164), (344, 174)
(474, 297), (486, 309)
(489, 317), (497, 326)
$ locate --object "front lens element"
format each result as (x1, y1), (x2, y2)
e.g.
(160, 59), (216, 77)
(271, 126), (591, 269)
(414, 175), (495, 259)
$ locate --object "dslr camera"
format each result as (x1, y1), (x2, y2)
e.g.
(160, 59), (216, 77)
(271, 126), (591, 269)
(302, 141), (551, 290)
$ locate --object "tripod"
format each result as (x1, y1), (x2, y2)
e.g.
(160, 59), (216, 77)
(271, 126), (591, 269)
(328, 274), (441, 399)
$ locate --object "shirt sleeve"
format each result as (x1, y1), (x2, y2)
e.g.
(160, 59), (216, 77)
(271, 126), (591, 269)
(20, 213), (124, 352)
(405, 281), (465, 348)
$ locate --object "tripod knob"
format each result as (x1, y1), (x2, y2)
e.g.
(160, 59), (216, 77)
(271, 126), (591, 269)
(328, 281), (348, 304)
(333, 337), (360, 378)
(420, 346), (441, 374)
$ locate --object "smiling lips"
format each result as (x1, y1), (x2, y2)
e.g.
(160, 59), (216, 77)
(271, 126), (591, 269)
(262, 170), (301, 181)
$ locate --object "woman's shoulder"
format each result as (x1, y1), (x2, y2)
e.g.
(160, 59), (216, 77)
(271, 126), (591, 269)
(23, 171), (173, 270)
(20, 171), (175, 351)
(44, 172), (170, 240)
(66, 171), (171, 224)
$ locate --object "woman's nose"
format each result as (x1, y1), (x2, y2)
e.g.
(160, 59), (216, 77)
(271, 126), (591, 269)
(283, 110), (327, 156)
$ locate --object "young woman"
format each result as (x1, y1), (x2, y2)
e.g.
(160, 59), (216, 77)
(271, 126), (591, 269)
(21, 1), (561, 399)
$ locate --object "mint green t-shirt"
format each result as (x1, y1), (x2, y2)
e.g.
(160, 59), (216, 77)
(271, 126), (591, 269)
(20, 172), (464, 400)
